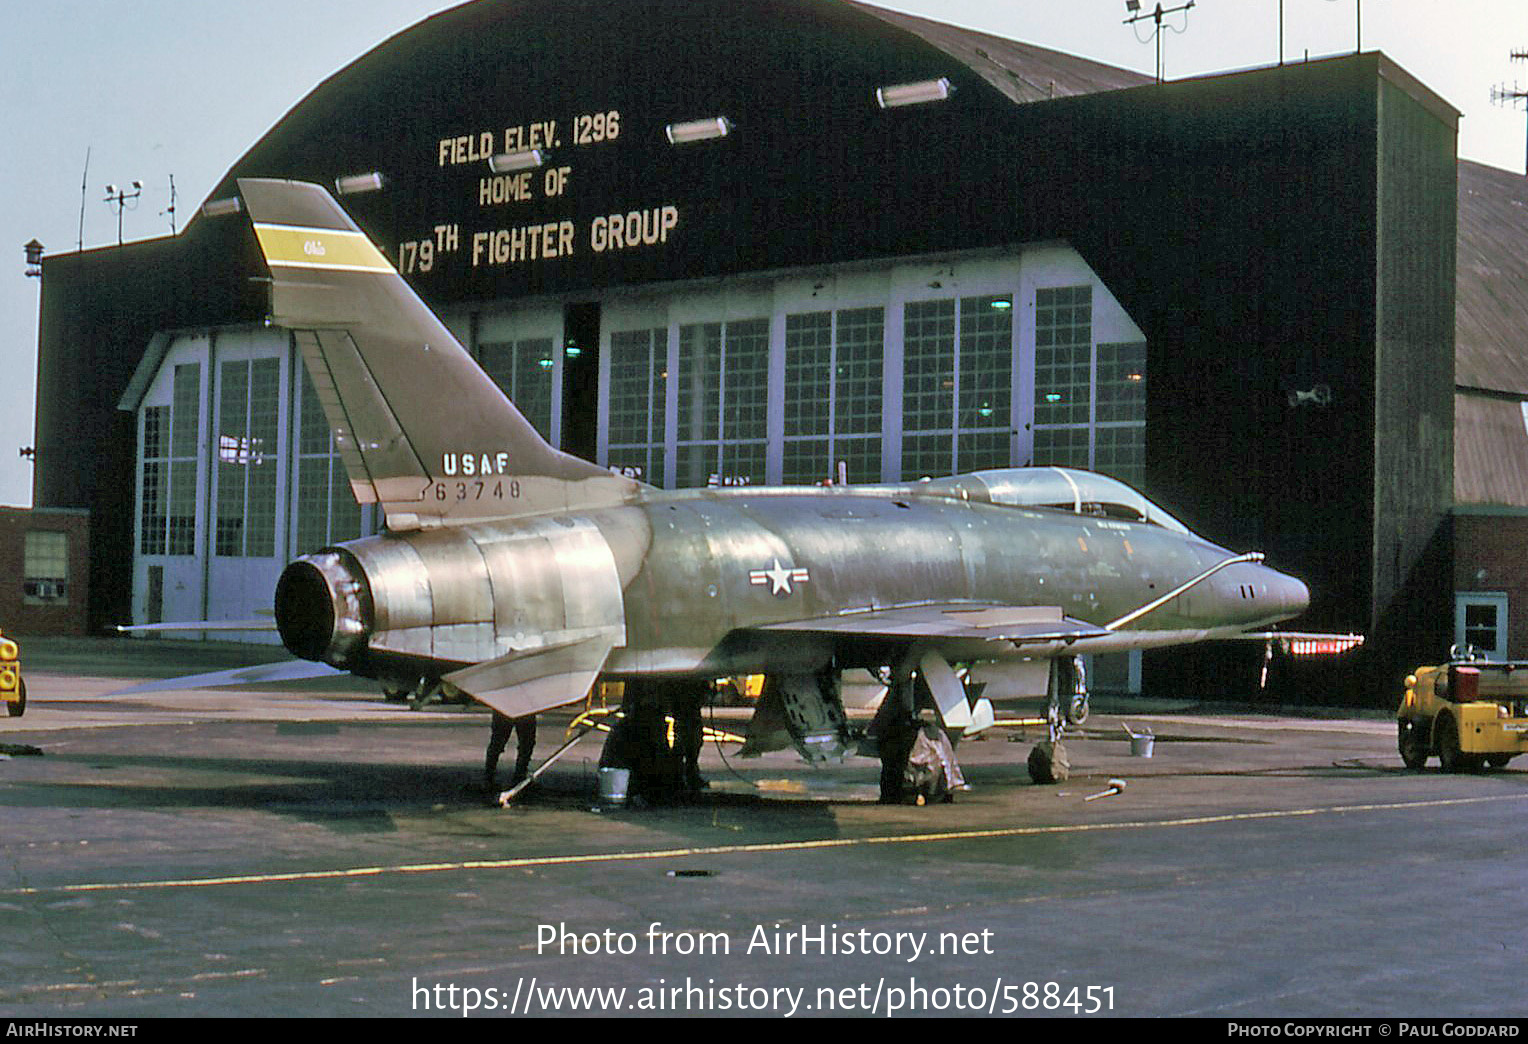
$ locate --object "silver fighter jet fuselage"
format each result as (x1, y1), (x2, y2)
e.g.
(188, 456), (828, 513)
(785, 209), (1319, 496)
(277, 473), (1308, 710)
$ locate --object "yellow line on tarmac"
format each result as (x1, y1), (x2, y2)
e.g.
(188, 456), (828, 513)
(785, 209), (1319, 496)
(8, 793), (1524, 897)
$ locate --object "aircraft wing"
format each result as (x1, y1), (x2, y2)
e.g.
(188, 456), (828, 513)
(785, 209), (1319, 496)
(107, 659), (343, 696)
(751, 605), (1103, 733)
(754, 604), (1110, 646)
(115, 619), (278, 633)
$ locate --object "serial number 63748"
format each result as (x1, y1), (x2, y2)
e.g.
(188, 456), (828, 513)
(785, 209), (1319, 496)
(429, 480), (521, 502)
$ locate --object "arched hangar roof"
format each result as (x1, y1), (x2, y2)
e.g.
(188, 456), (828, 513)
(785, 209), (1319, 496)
(205, 0), (1148, 302)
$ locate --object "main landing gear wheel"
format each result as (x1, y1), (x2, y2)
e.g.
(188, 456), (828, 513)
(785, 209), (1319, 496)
(1397, 719), (1428, 770)
(1437, 716), (1483, 774)
(1066, 692), (1090, 727)
(381, 680), (415, 702)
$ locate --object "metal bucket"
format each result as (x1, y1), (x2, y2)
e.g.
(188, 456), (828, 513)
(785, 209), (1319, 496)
(1130, 734), (1155, 758)
(598, 767), (630, 804)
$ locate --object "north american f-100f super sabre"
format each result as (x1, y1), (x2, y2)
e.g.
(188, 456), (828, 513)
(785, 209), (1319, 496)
(140, 178), (1319, 801)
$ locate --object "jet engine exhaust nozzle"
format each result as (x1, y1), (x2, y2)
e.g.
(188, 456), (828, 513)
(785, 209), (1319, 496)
(274, 550), (373, 667)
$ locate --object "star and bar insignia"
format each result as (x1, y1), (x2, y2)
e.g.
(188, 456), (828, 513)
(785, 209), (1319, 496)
(749, 558), (810, 597)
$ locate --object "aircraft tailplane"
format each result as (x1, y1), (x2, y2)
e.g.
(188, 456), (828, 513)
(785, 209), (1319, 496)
(237, 178), (635, 529)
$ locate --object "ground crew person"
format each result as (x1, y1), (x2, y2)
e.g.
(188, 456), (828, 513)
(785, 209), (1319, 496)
(485, 712), (537, 791)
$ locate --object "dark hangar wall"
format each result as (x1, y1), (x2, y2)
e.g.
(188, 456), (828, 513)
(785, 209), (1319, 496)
(34, 0), (1456, 699)
(1370, 71), (1458, 685)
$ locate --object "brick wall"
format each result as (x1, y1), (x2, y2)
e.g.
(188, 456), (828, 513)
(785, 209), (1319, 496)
(0, 507), (91, 636)
(1453, 513), (1528, 658)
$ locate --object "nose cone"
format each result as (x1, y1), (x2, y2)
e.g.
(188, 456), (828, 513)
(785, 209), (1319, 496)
(1219, 559), (1310, 627)
(1261, 566), (1309, 621)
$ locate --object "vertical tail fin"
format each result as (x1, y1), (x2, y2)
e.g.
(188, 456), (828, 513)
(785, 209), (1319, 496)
(237, 178), (633, 529)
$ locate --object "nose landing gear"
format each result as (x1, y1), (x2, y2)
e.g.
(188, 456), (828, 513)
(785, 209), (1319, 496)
(1028, 656), (1085, 785)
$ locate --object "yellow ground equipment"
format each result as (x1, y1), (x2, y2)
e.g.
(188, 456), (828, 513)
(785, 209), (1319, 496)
(1, 631), (24, 718)
(564, 706), (745, 746)
(1398, 659), (1528, 772)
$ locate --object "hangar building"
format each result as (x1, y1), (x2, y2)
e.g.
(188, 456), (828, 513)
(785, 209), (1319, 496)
(32, 0), (1463, 701)
(1453, 160), (1528, 663)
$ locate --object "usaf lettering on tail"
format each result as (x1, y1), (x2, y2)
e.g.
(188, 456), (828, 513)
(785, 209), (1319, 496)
(442, 452), (513, 477)
(129, 179), (1338, 801)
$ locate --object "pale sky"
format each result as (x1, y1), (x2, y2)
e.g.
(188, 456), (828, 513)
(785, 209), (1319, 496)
(3, 0), (1521, 509)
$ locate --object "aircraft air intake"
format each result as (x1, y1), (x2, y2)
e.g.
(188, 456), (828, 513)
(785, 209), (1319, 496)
(274, 550), (373, 667)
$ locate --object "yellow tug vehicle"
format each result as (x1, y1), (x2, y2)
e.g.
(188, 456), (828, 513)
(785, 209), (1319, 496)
(1398, 656), (1528, 772)
(1, 631), (23, 718)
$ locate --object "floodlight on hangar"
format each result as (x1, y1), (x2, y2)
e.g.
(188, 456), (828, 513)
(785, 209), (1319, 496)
(200, 196), (242, 218)
(1124, 1), (1195, 83)
(103, 182), (144, 246)
(875, 77), (952, 109)
(664, 117), (732, 145)
(488, 149), (545, 173)
(335, 171), (386, 195)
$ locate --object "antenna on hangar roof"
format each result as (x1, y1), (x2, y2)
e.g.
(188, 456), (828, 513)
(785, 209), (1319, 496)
(77, 147), (90, 252)
(161, 175), (177, 236)
(1493, 52), (1528, 176)
(1122, 2), (1195, 84)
